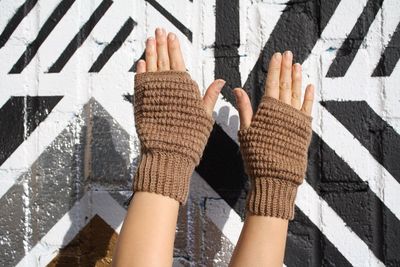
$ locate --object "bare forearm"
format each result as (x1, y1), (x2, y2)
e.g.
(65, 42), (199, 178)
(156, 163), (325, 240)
(112, 192), (179, 267)
(229, 213), (288, 267)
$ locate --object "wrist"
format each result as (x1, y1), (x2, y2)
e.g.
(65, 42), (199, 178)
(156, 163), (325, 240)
(133, 151), (195, 205)
(246, 178), (298, 220)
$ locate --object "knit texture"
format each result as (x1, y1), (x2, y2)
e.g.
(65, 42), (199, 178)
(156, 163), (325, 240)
(238, 96), (313, 220)
(132, 70), (214, 205)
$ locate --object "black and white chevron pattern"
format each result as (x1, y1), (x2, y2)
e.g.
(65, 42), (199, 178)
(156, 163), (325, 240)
(0, 0), (399, 266)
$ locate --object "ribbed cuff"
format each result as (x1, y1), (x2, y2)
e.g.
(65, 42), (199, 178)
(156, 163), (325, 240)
(246, 178), (298, 220)
(133, 152), (195, 205)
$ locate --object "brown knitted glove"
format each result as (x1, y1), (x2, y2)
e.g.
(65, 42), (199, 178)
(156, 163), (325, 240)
(132, 70), (214, 205)
(238, 95), (313, 220)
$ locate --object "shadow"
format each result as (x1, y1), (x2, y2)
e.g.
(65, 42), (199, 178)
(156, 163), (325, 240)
(183, 105), (246, 266)
(48, 99), (133, 266)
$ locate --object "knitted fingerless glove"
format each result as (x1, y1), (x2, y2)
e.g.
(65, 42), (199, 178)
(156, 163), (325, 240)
(238, 96), (313, 220)
(132, 70), (214, 205)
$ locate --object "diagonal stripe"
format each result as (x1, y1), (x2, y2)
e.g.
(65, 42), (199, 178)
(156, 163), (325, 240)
(89, 17), (136, 73)
(129, 50), (145, 72)
(287, 207), (352, 267)
(372, 21), (400, 77)
(47, 214), (117, 266)
(47, 0), (113, 73)
(0, 96), (63, 166)
(1, 98), (131, 265)
(195, 110), (352, 265)
(307, 132), (400, 263)
(195, 124), (248, 213)
(0, 0), (39, 49)
(326, 0), (384, 77)
(322, 101), (400, 184)
(240, 0), (342, 111)
(297, 182), (385, 266)
(16, 192), (126, 266)
(8, 0), (76, 74)
(145, 0), (192, 42)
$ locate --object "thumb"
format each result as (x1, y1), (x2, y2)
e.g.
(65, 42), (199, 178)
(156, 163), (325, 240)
(233, 88), (253, 130)
(203, 79), (226, 117)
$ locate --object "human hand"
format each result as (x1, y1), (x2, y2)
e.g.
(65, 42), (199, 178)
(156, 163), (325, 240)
(233, 51), (314, 220)
(136, 28), (226, 117)
(132, 28), (225, 205)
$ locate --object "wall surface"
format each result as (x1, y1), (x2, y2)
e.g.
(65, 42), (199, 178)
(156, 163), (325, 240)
(0, 0), (399, 266)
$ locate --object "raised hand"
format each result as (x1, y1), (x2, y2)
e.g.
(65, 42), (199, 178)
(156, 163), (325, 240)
(136, 28), (225, 118)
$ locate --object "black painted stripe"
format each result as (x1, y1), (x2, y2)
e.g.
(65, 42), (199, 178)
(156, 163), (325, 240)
(196, 124), (249, 217)
(307, 131), (400, 263)
(372, 21), (400, 77)
(129, 50), (145, 72)
(47, 0), (113, 73)
(285, 207), (352, 267)
(9, 0), (76, 74)
(322, 100), (400, 185)
(241, 0), (341, 110)
(214, 0), (241, 108)
(0, 96), (63, 166)
(326, 0), (384, 77)
(211, 1), (350, 265)
(0, 0), (39, 49)
(145, 0), (192, 42)
(89, 18), (136, 73)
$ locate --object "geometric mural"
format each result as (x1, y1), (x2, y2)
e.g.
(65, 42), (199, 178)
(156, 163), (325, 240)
(0, 0), (399, 266)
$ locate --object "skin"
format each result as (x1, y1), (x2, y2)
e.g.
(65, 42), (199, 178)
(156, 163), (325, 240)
(113, 28), (315, 266)
(111, 28), (225, 267)
(228, 51), (314, 267)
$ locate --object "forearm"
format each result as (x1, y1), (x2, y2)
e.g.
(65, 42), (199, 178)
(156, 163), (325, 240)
(112, 192), (179, 267)
(229, 51), (314, 267)
(229, 213), (288, 267)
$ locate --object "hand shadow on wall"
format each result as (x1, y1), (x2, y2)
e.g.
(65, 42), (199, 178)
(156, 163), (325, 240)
(174, 106), (246, 266)
(48, 100), (133, 266)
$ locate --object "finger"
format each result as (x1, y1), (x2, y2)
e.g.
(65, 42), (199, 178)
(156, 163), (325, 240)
(145, 37), (157, 72)
(202, 79), (225, 117)
(136, 59), (146, 74)
(156, 27), (170, 70)
(233, 88), (253, 130)
(167, 33), (186, 71)
(301, 84), (315, 116)
(291, 63), (302, 109)
(279, 51), (293, 104)
(265, 52), (282, 99)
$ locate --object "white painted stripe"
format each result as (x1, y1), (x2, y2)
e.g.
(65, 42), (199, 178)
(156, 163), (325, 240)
(16, 193), (93, 267)
(25, 0), (105, 75)
(318, 108), (400, 221)
(0, 95), (83, 199)
(299, 0), (400, 221)
(297, 182), (385, 267)
(0, 73), (140, 199)
(0, 0), (27, 31)
(152, 0), (193, 29)
(0, 0), (69, 73)
(16, 191), (126, 267)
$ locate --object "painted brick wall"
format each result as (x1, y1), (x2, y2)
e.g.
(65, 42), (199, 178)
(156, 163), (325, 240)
(1, 0), (399, 266)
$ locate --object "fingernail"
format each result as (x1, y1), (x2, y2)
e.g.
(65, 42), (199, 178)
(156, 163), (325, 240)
(294, 63), (301, 70)
(274, 52), (282, 61)
(217, 79), (226, 89)
(156, 27), (163, 35)
(169, 33), (175, 40)
(233, 88), (242, 99)
(284, 50), (292, 59)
